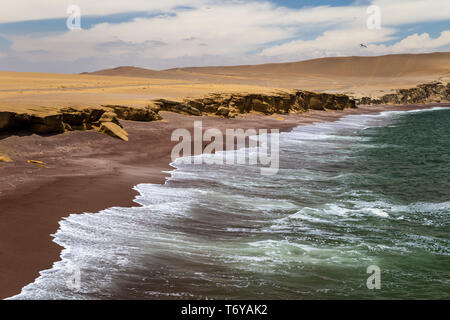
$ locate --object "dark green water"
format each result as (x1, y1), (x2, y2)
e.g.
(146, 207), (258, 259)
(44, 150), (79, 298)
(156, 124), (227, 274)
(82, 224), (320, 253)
(340, 108), (450, 299)
(354, 108), (450, 204)
(14, 107), (450, 300)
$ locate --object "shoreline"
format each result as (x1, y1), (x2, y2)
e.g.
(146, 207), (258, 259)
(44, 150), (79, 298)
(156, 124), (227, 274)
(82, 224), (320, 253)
(0, 103), (446, 299)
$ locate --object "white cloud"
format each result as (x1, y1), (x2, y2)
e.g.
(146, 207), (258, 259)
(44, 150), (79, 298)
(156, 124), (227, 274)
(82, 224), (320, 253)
(370, 31), (450, 54)
(0, 0), (449, 72)
(261, 28), (450, 60)
(0, 0), (206, 23)
(373, 0), (450, 25)
(8, 3), (298, 61)
(1, 0), (448, 25)
(260, 27), (397, 57)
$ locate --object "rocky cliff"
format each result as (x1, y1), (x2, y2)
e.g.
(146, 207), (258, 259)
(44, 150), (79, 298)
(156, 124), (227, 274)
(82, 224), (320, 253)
(153, 90), (357, 118)
(0, 90), (357, 144)
(0, 105), (161, 142)
(356, 82), (450, 105)
(5, 80), (447, 144)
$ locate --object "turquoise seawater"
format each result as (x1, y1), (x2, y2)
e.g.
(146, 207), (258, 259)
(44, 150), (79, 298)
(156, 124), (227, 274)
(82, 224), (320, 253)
(12, 107), (450, 300)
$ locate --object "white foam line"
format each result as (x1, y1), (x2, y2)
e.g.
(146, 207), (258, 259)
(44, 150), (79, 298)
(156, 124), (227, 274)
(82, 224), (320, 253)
(9, 104), (449, 299)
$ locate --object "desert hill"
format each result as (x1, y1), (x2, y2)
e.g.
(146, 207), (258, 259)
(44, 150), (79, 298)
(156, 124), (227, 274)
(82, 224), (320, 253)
(85, 52), (450, 96)
(88, 66), (176, 79)
(90, 52), (450, 80)
(0, 52), (448, 115)
(167, 52), (450, 77)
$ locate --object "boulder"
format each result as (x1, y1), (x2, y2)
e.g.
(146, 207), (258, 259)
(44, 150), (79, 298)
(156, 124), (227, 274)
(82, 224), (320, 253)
(98, 122), (129, 141)
(0, 155), (13, 163)
(27, 160), (45, 165)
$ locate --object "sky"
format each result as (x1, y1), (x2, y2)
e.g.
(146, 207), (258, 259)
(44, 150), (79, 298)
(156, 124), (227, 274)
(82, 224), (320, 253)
(0, 0), (449, 73)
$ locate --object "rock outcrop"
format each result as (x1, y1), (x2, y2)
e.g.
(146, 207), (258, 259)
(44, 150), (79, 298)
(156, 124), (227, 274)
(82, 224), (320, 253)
(0, 91), (356, 141)
(0, 105), (160, 141)
(154, 90), (357, 117)
(356, 82), (450, 105)
(98, 122), (129, 141)
(0, 155), (13, 163)
(101, 105), (162, 121)
(0, 112), (16, 131)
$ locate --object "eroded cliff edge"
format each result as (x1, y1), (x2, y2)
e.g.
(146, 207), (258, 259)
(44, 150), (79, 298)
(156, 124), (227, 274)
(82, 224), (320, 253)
(0, 90), (356, 146)
(154, 90), (356, 116)
(1, 82), (449, 155)
(356, 82), (450, 105)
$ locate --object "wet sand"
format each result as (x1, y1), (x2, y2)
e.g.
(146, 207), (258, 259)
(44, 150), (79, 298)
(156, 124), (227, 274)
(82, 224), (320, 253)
(0, 104), (446, 299)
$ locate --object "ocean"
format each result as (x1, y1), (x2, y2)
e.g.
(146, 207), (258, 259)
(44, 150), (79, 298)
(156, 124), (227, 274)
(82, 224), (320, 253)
(11, 107), (450, 300)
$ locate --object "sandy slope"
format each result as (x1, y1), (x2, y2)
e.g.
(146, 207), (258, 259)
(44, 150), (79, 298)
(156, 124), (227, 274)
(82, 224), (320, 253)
(168, 52), (450, 78)
(0, 71), (280, 113)
(0, 53), (448, 114)
(90, 52), (450, 96)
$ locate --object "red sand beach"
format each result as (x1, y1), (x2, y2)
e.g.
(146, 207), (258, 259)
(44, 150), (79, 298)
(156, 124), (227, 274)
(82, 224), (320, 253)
(0, 103), (445, 299)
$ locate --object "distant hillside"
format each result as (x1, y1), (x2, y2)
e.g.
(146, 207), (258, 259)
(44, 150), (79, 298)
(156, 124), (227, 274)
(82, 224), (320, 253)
(87, 52), (450, 79)
(82, 52), (450, 96)
(87, 66), (174, 79)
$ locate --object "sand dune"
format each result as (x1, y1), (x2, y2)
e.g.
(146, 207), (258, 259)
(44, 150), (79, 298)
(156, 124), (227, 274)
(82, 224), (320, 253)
(88, 66), (177, 79)
(0, 53), (448, 112)
(88, 52), (450, 94)
(168, 52), (450, 77)
(91, 52), (450, 78)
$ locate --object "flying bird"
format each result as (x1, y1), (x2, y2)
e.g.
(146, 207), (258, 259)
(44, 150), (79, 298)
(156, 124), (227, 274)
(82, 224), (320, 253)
(360, 43), (368, 48)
